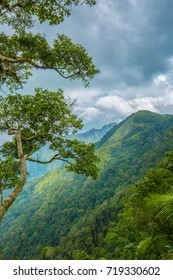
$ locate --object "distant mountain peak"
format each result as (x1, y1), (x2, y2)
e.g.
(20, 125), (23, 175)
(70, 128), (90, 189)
(70, 122), (116, 144)
(96, 110), (173, 149)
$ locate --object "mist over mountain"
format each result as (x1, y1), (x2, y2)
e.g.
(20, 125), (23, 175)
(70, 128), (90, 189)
(0, 110), (173, 260)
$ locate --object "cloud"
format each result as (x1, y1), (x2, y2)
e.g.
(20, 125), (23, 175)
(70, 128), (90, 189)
(8, 0), (173, 131)
(164, 91), (173, 106)
(64, 88), (103, 106)
(79, 107), (101, 123)
(91, 0), (173, 87)
(129, 96), (162, 112)
(96, 93), (162, 117)
(153, 74), (171, 88)
(97, 95), (133, 115)
(20, 0), (173, 91)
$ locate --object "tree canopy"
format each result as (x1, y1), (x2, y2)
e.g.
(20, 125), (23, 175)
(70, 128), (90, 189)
(0, 0), (99, 90)
(0, 88), (99, 178)
(0, 0), (96, 28)
(0, 0), (100, 222)
(0, 90), (100, 222)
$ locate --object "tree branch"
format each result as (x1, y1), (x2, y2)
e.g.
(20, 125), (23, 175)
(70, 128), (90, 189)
(0, 0), (39, 15)
(8, 129), (18, 135)
(26, 154), (72, 165)
(0, 54), (81, 79)
(1, 64), (23, 87)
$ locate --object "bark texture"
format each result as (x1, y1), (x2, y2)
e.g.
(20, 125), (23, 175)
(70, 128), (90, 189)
(0, 188), (22, 221)
(0, 131), (27, 222)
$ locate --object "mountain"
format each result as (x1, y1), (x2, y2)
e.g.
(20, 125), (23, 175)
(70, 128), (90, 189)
(26, 122), (116, 181)
(70, 123), (116, 143)
(0, 110), (173, 259)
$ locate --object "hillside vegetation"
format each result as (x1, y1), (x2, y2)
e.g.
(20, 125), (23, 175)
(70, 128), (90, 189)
(26, 122), (115, 181)
(0, 110), (173, 259)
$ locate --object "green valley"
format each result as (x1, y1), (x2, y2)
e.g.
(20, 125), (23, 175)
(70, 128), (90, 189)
(0, 110), (173, 260)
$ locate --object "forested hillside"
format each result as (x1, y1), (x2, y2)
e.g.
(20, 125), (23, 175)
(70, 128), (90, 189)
(26, 122), (115, 181)
(0, 110), (173, 260)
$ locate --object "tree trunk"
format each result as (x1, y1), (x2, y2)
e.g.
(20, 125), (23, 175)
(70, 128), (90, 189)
(16, 131), (27, 185)
(0, 131), (27, 222)
(0, 189), (2, 206)
(0, 188), (22, 221)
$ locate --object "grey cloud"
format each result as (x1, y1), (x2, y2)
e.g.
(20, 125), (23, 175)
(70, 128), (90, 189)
(86, 0), (173, 87)
(21, 0), (173, 90)
(11, 0), (173, 130)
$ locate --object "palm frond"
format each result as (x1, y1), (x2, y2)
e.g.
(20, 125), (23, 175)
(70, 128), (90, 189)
(145, 193), (173, 222)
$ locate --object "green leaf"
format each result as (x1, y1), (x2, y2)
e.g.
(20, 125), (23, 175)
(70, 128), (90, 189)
(145, 193), (173, 223)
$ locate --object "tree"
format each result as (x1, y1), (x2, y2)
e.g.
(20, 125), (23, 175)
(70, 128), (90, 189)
(0, 1), (100, 222)
(107, 153), (173, 259)
(0, 0), (96, 29)
(0, 89), (100, 221)
(0, 0), (99, 90)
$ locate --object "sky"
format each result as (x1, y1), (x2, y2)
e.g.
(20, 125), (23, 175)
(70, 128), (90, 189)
(4, 0), (173, 131)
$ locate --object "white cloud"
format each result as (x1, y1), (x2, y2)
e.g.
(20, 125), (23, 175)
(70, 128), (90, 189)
(96, 95), (133, 115)
(129, 96), (162, 112)
(164, 91), (173, 105)
(96, 94), (163, 117)
(79, 107), (101, 123)
(153, 74), (170, 88)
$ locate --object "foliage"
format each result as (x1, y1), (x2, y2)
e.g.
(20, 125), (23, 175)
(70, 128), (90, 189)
(0, 157), (20, 189)
(0, 111), (173, 259)
(0, 0), (99, 89)
(104, 152), (173, 260)
(0, 88), (100, 185)
(0, 1), (96, 29)
(41, 246), (58, 260)
(145, 193), (173, 223)
(0, 88), (99, 177)
(0, 32), (99, 89)
(0, 0), (99, 221)
(143, 153), (173, 223)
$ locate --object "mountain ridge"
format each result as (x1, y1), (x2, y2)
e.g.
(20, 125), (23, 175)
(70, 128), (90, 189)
(0, 110), (173, 259)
